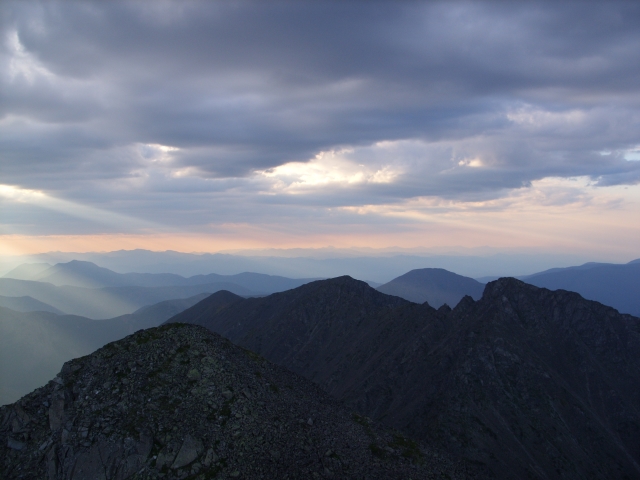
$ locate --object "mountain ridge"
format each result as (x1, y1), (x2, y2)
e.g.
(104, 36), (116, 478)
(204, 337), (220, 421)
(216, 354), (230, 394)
(169, 275), (640, 479)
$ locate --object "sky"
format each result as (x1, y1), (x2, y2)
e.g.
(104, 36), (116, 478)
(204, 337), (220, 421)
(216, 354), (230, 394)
(1, 1), (640, 261)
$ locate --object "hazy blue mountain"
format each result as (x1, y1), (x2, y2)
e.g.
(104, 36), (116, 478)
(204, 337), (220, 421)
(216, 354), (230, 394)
(0, 324), (467, 479)
(0, 295), (63, 314)
(0, 293), (209, 405)
(521, 259), (640, 316)
(1, 262), (51, 281)
(31, 260), (186, 288)
(4, 260), (318, 293)
(6, 248), (593, 282)
(170, 276), (640, 479)
(377, 268), (484, 307)
(475, 275), (499, 283)
(0, 278), (256, 319)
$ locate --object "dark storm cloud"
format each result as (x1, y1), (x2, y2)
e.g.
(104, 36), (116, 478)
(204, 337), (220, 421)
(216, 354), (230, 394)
(2, 0), (640, 230)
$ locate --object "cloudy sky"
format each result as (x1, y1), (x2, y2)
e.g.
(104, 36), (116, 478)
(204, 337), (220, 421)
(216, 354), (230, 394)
(1, 1), (640, 259)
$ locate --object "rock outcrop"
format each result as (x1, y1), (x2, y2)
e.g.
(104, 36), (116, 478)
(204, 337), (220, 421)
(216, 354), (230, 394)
(0, 323), (470, 479)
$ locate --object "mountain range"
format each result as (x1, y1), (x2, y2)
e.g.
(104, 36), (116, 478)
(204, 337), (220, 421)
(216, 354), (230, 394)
(169, 276), (640, 479)
(1, 248), (595, 282)
(0, 278), (254, 319)
(0, 261), (319, 318)
(379, 261), (640, 315)
(522, 259), (640, 316)
(2, 255), (640, 478)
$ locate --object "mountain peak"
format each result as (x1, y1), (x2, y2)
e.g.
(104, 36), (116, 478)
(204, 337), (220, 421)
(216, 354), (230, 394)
(377, 267), (484, 307)
(482, 276), (535, 297)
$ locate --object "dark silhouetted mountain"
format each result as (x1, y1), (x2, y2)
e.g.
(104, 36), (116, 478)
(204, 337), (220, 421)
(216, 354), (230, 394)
(171, 276), (640, 479)
(0, 324), (473, 479)
(0, 278), (255, 319)
(4, 260), (319, 293)
(0, 295), (62, 314)
(168, 278), (411, 378)
(0, 294), (208, 405)
(522, 259), (640, 316)
(377, 267), (484, 307)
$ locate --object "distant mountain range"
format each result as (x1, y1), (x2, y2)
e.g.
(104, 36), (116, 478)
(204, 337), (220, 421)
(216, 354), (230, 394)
(169, 277), (640, 479)
(0, 293), (209, 405)
(1, 248), (595, 281)
(0, 324), (471, 479)
(0, 278), (253, 319)
(0, 294), (63, 314)
(3, 260), (319, 291)
(377, 267), (484, 307)
(382, 261), (640, 315)
(0, 260), (319, 318)
(521, 259), (640, 316)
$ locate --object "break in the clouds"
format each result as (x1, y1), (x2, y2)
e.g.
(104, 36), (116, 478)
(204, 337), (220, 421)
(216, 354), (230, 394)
(1, 1), (640, 252)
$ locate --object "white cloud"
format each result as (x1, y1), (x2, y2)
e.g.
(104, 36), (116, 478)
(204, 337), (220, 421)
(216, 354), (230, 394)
(256, 149), (401, 193)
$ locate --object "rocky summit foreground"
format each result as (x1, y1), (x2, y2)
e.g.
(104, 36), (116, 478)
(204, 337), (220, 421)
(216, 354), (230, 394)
(0, 323), (470, 479)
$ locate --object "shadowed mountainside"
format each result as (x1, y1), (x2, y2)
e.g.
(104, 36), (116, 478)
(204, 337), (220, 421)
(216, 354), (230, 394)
(0, 324), (473, 479)
(0, 293), (209, 405)
(522, 259), (640, 316)
(169, 276), (640, 479)
(377, 267), (484, 307)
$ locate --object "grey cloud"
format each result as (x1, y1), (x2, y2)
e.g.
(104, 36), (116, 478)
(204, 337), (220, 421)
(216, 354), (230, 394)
(2, 0), (640, 234)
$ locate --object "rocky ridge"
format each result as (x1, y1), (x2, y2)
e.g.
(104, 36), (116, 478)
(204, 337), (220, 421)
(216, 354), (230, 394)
(0, 323), (470, 479)
(170, 276), (640, 479)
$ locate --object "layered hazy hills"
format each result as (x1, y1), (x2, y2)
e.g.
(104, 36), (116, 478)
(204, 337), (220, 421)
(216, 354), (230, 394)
(170, 277), (640, 479)
(0, 260), (318, 318)
(0, 293), (208, 405)
(522, 258), (640, 316)
(0, 278), (253, 319)
(3, 260), (318, 291)
(377, 267), (484, 307)
(0, 295), (62, 314)
(375, 261), (640, 316)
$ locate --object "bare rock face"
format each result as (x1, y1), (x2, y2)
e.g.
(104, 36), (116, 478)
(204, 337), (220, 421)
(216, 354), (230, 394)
(0, 323), (470, 479)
